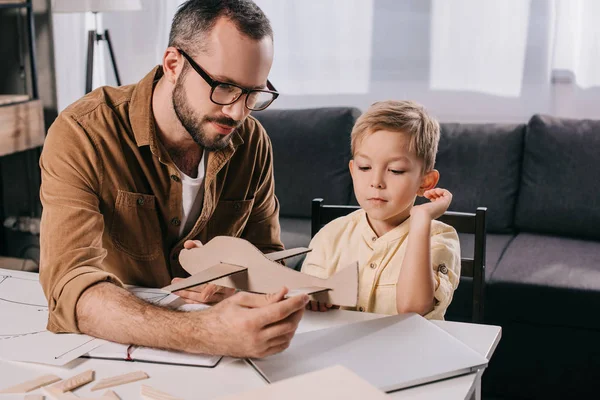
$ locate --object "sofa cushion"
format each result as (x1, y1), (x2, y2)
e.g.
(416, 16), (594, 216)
(488, 233), (600, 330)
(425, 123), (525, 233)
(253, 108), (360, 218)
(515, 114), (600, 240)
(279, 217), (311, 270)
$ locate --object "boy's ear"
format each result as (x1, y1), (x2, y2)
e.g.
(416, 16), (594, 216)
(349, 160), (354, 179)
(417, 169), (440, 196)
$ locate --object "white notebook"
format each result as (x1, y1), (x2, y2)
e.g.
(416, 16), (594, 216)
(85, 342), (222, 368)
(84, 287), (222, 368)
(249, 313), (489, 392)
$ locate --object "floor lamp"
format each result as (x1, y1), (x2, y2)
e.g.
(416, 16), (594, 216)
(51, 0), (142, 93)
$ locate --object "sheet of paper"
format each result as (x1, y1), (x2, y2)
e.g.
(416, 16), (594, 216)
(0, 268), (105, 366)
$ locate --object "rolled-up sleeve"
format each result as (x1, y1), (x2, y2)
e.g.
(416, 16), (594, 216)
(424, 226), (461, 320)
(40, 113), (122, 333)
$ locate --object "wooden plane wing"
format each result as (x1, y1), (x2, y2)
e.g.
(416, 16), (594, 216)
(265, 247), (312, 262)
(284, 286), (331, 298)
(162, 263), (247, 293)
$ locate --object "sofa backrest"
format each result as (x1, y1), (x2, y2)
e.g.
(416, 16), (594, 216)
(253, 107), (360, 218)
(425, 123), (526, 233)
(515, 114), (600, 240)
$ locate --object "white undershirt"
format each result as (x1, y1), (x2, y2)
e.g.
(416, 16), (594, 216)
(176, 151), (206, 237)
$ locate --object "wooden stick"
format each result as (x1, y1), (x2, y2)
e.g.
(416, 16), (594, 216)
(91, 371), (148, 391)
(42, 386), (80, 400)
(140, 385), (182, 400)
(24, 395), (44, 400)
(0, 374), (61, 393)
(102, 390), (121, 400)
(52, 370), (95, 393)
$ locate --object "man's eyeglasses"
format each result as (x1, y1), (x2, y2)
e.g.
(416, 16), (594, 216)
(177, 48), (279, 111)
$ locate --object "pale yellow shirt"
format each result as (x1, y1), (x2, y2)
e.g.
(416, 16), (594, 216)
(301, 209), (460, 320)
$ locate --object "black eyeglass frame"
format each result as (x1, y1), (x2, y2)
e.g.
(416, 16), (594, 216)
(177, 48), (279, 111)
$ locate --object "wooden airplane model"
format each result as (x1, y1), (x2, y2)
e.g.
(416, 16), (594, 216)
(162, 236), (358, 307)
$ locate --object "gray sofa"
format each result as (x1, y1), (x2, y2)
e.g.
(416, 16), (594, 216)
(254, 108), (600, 400)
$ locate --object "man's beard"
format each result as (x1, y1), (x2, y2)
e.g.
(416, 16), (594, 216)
(172, 77), (240, 151)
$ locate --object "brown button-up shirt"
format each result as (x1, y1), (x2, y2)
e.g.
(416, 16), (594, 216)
(39, 67), (283, 333)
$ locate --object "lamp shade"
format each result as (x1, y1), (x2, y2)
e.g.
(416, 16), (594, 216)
(52, 0), (142, 13)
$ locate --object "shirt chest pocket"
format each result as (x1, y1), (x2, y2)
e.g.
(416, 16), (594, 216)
(208, 198), (254, 238)
(110, 190), (162, 260)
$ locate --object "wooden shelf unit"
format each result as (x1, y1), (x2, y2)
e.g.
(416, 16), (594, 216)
(0, 95), (44, 157)
(0, 0), (43, 157)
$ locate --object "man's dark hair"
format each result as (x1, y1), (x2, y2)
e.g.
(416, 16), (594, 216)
(168, 0), (273, 56)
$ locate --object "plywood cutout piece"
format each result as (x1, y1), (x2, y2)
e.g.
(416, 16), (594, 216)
(0, 374), (61, 393)
(265, 247), (312, 262)
(140, 384), (182, 400)
(90, 371), (148, 391)
(163, 236), (358, 307)
(52, 370), (94, 393)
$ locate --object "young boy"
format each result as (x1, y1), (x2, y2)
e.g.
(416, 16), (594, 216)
(301, 100), (460, 320)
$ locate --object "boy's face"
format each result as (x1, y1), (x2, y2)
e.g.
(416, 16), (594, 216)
(350, 129), (438, 230)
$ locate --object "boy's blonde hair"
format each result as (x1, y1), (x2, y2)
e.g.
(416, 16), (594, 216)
(351, 100), (440, 173)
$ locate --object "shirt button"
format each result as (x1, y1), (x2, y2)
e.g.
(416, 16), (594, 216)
(233, 203), (242, 211)
(369, 262), (376, 269)
(358, 306), (365, 312)
(171, 174), (180, 183)
(171, 217), (181, 226)
(136, 197), (144, 206)
(439, 264), (448, 274)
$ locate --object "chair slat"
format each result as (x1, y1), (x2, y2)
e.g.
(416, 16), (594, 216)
(461, 259), (474, 277)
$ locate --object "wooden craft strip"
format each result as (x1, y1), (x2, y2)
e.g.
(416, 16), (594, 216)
(90, 371), (149, 391)
(52, 370), (94, 393)
(0, 374), (61, 393)
(140, 384), (182, 400)
(42, 385), (80, 400)
(102, 390), (121, 400)
(162, 263), (247, 292)
(24, 395), (44, 400)
(265, 247), (312, 262)
(285, 287), (330, 297)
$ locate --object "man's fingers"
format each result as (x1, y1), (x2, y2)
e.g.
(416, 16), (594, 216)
(261, 308), (304, 340)
(260, 341), (293, 358)
(309, 301), (319, 312)
(183, 240), (203, 249)
(234, 287), (288, 309)
(254, 295), (308, 327)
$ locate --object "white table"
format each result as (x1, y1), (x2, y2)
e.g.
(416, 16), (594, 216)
(0, 275), (501, 400)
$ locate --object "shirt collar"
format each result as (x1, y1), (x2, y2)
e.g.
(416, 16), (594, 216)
(359, 209), (412, 248)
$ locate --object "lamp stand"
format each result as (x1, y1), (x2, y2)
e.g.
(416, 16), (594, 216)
(85, 12), (121, 94)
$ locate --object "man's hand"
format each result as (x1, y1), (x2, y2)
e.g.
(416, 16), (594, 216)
(172, 239), (235, 304)
(306, 301), (335, 312)
(411, 188), (453, 221)
(194, 287), (309, 358)
(173, 280), (236, 304)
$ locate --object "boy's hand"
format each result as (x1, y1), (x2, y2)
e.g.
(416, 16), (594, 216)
(411, 188), (453, 221)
